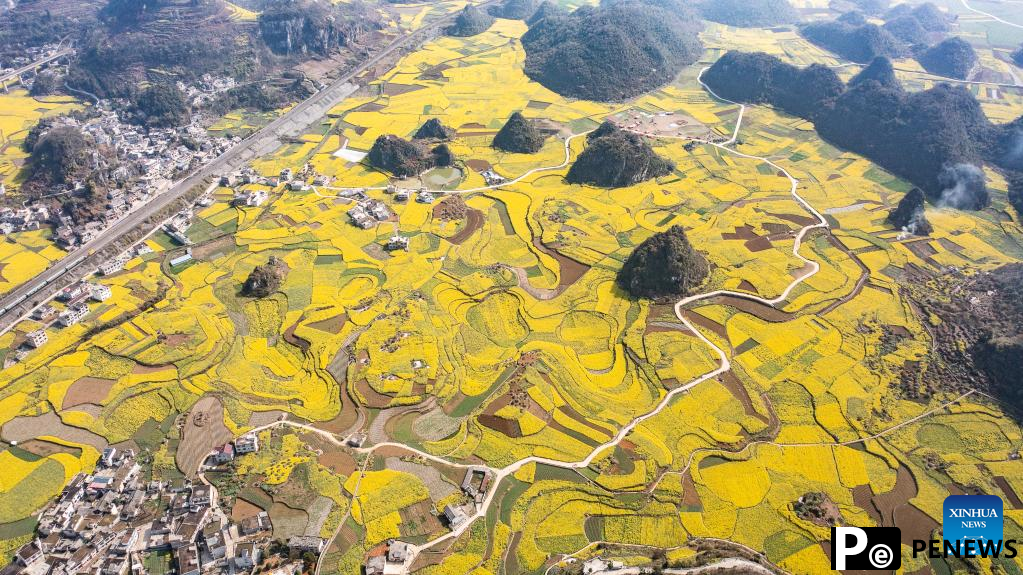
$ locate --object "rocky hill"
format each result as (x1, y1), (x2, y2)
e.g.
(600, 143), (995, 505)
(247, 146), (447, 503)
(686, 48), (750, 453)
(368, 135), (452, 177)
(566, 122), (673, 187)
(703, 50), (1017, 202)
(489, 0), (541, 20)
(883, 15), (929, 44)
(800, 18), (903, 63)
(414, 118), (454, 140)
(918, 37), (977, 79)
(1014, 45), (1023, 67)
(887, 188), (932, 235)
(616, 225), (708, 299)
(886, 2), (950, 32)
(909, 264), (1023, 405)
(492, 112), (546, 153)
(259, 0), (379, 56)
(700, 52), (844, 119)
(446, 5), (495, 36)
(131, 83), (190, 127)
(521, 1), (702, 101)
(243, 257), (287, 298)
(526, 0), (563, 24)
(848, 56), (900, 89)
(696, 0), (798, 28)
(0, 1), (102, 61)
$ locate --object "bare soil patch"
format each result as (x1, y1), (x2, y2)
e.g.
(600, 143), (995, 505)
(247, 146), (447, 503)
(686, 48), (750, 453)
(308, 314), (347, 334)
(62, 377), (116, 408)
(464, 159), (492, 171)
(2, 411), (107, 450)
(318, 449), (357, 475)
(231, 497), (264, 522)
(18, 439), (82, 458)
(382, 83), (423, 96)
(176, 396), (233, 478)
(444, 209), (484, 245)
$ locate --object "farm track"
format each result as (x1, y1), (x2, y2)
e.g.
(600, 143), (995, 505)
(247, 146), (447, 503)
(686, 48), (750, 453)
(250, 67), (981, 573)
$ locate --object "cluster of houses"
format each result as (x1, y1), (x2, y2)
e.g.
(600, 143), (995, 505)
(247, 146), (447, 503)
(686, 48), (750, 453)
(347, 199), (393, 230)
(3, 273), (122, 367)
(205, 434), (259, 469)
(5, 434), (323, 575)
(176, 76), (238, 110)
(0, 203), (49, 235)
(29, 100), (232, 250)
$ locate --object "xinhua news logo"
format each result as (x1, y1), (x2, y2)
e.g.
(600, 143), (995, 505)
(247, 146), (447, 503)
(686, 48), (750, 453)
(830, 526), (901, 570)
(911, 494), (1018, 560)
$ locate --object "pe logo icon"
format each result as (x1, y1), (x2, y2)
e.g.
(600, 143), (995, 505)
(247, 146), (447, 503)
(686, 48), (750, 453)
(830, 526), (902, 570)
(944, 494), (1003, 555)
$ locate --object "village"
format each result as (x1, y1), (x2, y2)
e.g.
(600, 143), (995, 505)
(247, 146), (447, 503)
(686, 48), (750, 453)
(0, 421), (512, 575)
(1, 433), (319, 575)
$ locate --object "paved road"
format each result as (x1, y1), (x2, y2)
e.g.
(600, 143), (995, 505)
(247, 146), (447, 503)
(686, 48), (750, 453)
(0, 4), (493, 329)
(0, 48), (72, 84)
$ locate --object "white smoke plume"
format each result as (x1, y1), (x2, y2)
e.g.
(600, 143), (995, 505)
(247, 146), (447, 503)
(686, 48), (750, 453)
(936, 163), (989, 210)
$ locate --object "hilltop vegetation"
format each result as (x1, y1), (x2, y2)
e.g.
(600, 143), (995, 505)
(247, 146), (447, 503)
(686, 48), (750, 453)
(886, 2), (951, 33)
(131, 83), (191, 128)
(883, 15), (929, 44)
(492, 112), (546, 153)
(566, 122), (673, 187)
(489, 0), (542, 20)
(1008, 172), (1023, 215)
(800, 18), (903, 63)
(526, 0), (564, 25)
(700, 52), (844, 118)
(887, 188), (932, 235)
(616, 225), (708, 298)
(367, 135), (453, 177)
(414, 118), (454, 141)
(242, 257), (287, 298)
(1014, 45), (1023, 67)
(27, 127), (96, 187)
(848, 56), (899, 89)
(446, 5), (495, 37)
(918, 37), (977, 79)
(696, 0), (798, 28)
(703, 51), (1018, 201)
(521, 1), (702, 101)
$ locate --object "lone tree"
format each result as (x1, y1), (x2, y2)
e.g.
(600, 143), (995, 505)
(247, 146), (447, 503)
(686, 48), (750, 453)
(887, 188), (932, 235)
(617, 225), (708, 299)
(243, 256), (286, 298)
(492, 111), (545, 153)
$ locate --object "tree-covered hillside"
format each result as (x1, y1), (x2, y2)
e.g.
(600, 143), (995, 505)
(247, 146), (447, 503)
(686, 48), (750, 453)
(703, 50), (1018, 205)
(799, 18), (903, 63)
(696, 0), (798, 28)
(918, 37), (977, 79)
(566, 122), (674, 187)
(521, 1), (702, 101)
